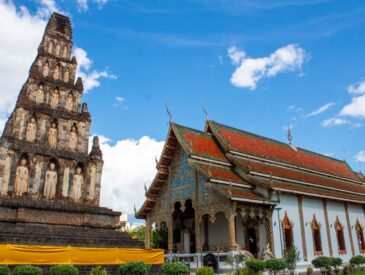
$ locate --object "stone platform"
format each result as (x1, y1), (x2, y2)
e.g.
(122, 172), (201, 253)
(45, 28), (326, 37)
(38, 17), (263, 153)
(0, 197), (142, 248)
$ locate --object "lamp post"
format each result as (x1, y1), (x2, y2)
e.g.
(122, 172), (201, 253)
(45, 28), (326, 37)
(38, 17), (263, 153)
(275, 207), (284, 257)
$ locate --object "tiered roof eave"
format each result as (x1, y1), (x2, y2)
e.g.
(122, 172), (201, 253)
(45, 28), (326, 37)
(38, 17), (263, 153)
(136, 119), (365, 219)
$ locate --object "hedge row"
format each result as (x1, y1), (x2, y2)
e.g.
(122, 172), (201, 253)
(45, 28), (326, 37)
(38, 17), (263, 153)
(0, 265), (108, 275)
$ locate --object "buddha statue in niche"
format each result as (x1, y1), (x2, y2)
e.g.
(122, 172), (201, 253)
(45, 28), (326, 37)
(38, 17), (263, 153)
(35, 85), (44, 104)
(65, 92), (73, 111)
(42, 62), (49, 77)
(14, 158), (29, 196)
(55, 44), (61, 56)
(72, 167), (84, 202)
(53, 66), (60, 80)
(48, 122), (58, 148)
(26, 117), (37, 142)
(50, 88), (59, 108)
(68, 125), (78, 151)
(64, 68), (70, 82)
(62, 47), (68, 59)
(44, 162), (57, 199)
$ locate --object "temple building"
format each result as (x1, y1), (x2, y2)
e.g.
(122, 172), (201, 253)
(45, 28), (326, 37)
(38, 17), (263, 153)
(136, 120), (365, 265)
(0, 13), (140, 248)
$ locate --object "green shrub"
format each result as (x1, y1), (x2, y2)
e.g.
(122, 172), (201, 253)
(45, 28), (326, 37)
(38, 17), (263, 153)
(330, 257), (342, 274)
(49, 265), (78, 275)
(119, 262), (151, 275)
(306, 266), (313, 275)
(160, 262), (189, 275)
(90, 266), (108, 275)
(236, 268), (250, 275)
(343, 263), (352, 274)
(195, 267), (214, 275)
(0, 266), (10, 275)
(312, 256), (331, 274)
(350, 255), (365, 271)
(265, 258), (286, 275)
(284, 246), (301, 272)
(245, 259), (266, 275)
(13, 265), (42, 275)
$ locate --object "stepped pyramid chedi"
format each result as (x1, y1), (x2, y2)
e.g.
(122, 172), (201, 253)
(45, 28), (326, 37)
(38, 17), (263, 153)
(0, 13), (141, 248)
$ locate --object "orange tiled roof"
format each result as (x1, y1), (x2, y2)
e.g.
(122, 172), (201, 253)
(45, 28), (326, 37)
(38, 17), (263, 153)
(172, 123), (229, 163)
(208, 121), (359, 180)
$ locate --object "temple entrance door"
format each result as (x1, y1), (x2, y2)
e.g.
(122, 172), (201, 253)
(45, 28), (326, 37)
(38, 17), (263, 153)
(172, 199), (195, 253)
(247, 228), (258, 257)
(244, 218), (259, 258)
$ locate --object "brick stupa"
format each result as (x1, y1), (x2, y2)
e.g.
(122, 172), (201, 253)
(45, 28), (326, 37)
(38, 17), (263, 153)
(0, 13), (141, 248)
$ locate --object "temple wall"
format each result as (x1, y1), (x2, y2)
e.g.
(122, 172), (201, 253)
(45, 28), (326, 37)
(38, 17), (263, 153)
(302, 196), (329, 261)
(207, 212), (230, 251)
(272, 193), (303, 258)
(236, 214), (245, 249)
(327, 201), (352, 260)
(170, 149), (195, 202)
(271, 194), (365, 264)
(348, 203), (365, 255)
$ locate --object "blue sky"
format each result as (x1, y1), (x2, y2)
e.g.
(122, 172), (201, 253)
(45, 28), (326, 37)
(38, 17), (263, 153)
(2, 0), (365, 215)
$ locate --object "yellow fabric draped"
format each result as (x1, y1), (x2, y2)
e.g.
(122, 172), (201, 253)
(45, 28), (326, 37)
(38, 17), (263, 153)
(0, 244), (164, 265)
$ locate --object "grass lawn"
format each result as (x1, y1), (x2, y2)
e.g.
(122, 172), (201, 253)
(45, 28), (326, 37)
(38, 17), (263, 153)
(350, 272), (365, 275)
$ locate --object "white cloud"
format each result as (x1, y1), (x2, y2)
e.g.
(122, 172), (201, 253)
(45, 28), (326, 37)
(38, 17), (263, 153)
(73, 47), (117, 93)
(287, 105), (302, 112)
(227, 46), (246, 65)
(94, 0), (109, 7)
(97, 136), (164, 214)
(228, 44), (308, 90)
(0, 1), (46, 127)
(348, 81), (365, 96)
(306, 102), (335, 117)
(115, 96), (125, 103)
(340, 94), (365, 118)
(36, 0), (60, 18)
(321, 117), (361, 128)
(77, 0), (109, 12)
(355, 151), (365, 162)
(77, 0), (89, 12)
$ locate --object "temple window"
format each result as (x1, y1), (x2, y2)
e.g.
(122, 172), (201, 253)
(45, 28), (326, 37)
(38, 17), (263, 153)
(334, 216), (346, 254)
(355, 219), (365, 253)
(311, 214), (322, 256)
(282, 211), (294, 249)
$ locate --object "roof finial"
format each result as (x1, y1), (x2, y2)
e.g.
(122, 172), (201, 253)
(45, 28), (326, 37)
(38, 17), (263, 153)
(165, 104), (172, 122)
(287, 124), (293, 145)
(201, 103), (209, 120)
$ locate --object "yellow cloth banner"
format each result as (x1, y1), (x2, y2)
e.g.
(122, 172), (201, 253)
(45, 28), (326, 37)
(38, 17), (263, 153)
(0, 244), (164, 265)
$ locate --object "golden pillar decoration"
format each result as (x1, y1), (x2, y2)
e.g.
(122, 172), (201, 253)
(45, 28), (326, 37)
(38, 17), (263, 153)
(145, 215), (152, 250)
(265, 208), (275, 255)
(195, 213), (202, 252)
(227, 203), (238, 251)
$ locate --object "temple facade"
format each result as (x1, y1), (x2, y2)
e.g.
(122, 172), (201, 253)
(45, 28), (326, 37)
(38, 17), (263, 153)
(0, 13), (141, 248)
(137, 120), (365, 265)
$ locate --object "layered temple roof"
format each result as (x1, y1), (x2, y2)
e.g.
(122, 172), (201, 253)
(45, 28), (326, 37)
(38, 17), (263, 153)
(136, 119), (365, 218)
